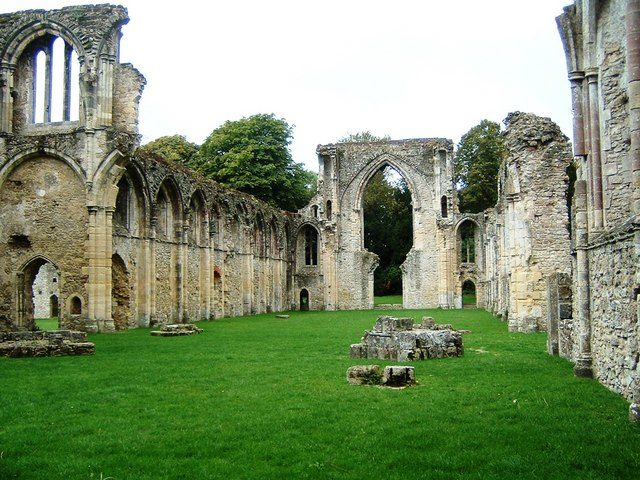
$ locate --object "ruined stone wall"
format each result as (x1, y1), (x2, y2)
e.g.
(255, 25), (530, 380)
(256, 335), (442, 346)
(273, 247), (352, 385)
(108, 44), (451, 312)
(557, 0), (640, 409)
(483, 112), (573, 332)
(0, 5), (299, 332)
(310, 140), (468, 310)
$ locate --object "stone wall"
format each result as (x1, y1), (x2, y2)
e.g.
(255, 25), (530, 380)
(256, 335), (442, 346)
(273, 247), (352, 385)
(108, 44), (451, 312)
(557, 0), (640, 411)
(311, 139), (475, 311)
(0, 5), (299, 332)
(483, 112), (573, 332)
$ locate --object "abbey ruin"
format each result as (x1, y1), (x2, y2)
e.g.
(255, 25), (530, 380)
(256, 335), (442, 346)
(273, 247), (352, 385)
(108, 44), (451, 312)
(0, 1), (638, 415)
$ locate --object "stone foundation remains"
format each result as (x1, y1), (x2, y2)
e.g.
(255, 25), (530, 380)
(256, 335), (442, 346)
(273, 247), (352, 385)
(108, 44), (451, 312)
(346, 364), (416, 387)
(350, 316), (464, 361)
(0, 330), (95, 357)
(150, 324), (203, 337)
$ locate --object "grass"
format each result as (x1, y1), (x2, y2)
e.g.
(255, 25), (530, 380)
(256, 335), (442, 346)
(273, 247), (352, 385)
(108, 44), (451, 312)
(462, 293), (477, 306)
(374, 295), (403, 305)
(1, 308), (639, 479)
(35, 317), (60, 330)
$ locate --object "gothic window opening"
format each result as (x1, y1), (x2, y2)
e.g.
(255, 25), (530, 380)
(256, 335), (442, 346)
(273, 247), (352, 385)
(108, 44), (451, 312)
(326, 200), (332, 221)
(304, 226), (318, 266)
(459, 220), (476, 264)
(441, 195), (448, 218)
(114, 177), (132, 233)
(31, 35), (80, 124)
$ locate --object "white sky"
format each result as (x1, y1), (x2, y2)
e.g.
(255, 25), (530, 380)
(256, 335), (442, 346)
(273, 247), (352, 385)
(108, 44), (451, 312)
(2, 0), (574, 172)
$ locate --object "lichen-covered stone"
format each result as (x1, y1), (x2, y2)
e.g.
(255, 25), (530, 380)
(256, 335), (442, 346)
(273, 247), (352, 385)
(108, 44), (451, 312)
(0, 330), (94, 357)
(150, 324), (203, 337)
(351, 316), (463, 361)
(346, 365), (382, 385)
(382, 366), (416, 387)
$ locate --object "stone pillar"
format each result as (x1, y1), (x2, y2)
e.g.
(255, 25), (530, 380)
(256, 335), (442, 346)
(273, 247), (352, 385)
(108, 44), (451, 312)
(547, 272), (572, 356)
(586, 69), (604, 230)
(149, 216), (157, 325)
(569, 71), (586, 156)
(0, 66), (15, 133)
(573, 180), (593, 377)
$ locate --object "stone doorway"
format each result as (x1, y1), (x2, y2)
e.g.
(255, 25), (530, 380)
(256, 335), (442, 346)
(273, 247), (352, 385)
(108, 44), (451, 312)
(300, 289), (310, 311)
(462, 280), (477, 308)
(111, 254), (131, 330)
(19, 257), (60, 330)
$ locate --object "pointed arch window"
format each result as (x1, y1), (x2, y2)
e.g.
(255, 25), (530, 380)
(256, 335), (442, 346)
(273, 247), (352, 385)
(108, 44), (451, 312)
(304, 226), (318, 266)
(32, 35), (79, 124)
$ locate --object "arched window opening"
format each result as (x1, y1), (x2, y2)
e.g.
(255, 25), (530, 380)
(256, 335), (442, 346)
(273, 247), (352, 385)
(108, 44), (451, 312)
(462, 280), (477, 308)
(326, 200), (332, 221)
(363, 164), (412, 300)
(312, 205), (319, 218)
(300, 289), (310, 311)
(50, 295), (59, 318)
(189, 195), (207, 246)
(304, 226), (318, 266)
(459, 221), (476, 264)
(31, 35), (80, 124)
(70, 296), (82, 315)
(156, 189), (172, 240)
(114, 177), (132, 233)
(441, 195), (448, 218)
(34, 50), (47, 123)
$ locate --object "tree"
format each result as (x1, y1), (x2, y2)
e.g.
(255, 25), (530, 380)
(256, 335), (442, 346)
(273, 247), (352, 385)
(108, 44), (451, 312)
(137, 135), (199, 166)
(455, 120), (505, 213)
(193, 114), (316, 211)
(338, 131), (390, 143)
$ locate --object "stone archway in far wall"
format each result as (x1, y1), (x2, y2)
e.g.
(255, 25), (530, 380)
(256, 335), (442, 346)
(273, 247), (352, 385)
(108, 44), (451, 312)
(315, 140), (455, 310)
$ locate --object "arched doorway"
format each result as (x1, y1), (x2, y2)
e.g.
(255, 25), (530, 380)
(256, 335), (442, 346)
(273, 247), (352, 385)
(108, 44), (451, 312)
(363, 164), (412, 305)
(300, 289), (310, 311)
(19, 257), (60, 330)
(462, 280), (477, 308)
(111, 254), (131, 330)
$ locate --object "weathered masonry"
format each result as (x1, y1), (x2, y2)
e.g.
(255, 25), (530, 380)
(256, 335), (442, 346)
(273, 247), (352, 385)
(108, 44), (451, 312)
(555, 0), (640, 416)
(0, 5), (299, 332)
(302, 140), (486, 311)
(0, 4), (573, 335)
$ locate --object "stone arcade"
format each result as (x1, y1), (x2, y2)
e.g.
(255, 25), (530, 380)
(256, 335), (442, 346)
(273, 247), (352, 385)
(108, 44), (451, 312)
(0, 2), (638, 416)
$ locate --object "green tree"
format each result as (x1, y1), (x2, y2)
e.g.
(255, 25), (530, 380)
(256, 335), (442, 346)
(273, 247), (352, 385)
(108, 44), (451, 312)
(363, 166), (412, 295)
(338, 131), (390, 143)
(193, 114), (316, 211)
(137, 135), (199, 166)
(455, 120), (505, 213)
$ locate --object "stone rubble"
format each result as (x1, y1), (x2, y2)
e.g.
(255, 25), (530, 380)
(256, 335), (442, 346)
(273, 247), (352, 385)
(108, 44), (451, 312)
(150, 324), (203, 337)
(0, 330), (95, 357)
(346, 365), (415, 387)
(350, 316), (464, 361)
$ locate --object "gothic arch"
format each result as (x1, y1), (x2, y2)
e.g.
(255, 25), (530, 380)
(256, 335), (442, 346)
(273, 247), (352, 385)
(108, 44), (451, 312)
(1, 21), (86, 65)
(345, 153), (422, 211)
(0, 149), (85, 190)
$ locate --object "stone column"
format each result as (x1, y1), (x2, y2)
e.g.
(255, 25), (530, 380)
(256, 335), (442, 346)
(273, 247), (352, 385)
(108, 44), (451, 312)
(569, 71), (586, 156)
(149, 216), (157, 325)
(573, 180), (593, 377)
(586, 69), (604, 230)
(0, 66), (15, 132)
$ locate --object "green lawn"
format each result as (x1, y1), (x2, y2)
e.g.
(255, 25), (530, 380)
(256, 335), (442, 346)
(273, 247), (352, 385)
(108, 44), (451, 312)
(462, 293), (477, 306)
(35, 317), (60, 330)
(1, 309), (639, 479)
(374, 295), (403, 305)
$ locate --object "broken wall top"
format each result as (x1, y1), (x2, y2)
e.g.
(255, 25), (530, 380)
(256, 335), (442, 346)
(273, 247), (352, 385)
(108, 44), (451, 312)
(0, 4), (129, 64)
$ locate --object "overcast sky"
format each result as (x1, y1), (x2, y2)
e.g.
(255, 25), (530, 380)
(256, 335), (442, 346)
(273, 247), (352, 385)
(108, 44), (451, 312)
(3, 0), (574, 171)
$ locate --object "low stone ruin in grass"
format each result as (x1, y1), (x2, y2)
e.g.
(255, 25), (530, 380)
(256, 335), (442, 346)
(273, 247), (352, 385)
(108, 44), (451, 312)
(0, 330), (95, 357)
(150, 323), (203, 337)
(350, 315), (464, 361)
(347, 365), (416, 388)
